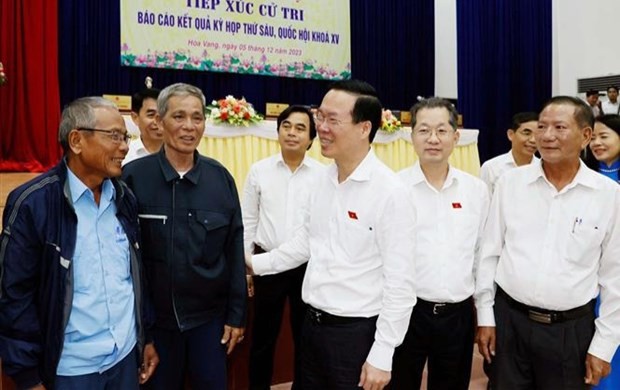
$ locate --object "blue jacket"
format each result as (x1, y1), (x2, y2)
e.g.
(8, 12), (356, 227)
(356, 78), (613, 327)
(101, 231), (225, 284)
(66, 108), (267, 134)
(0, 160), (148, 389)
(122, 149), (247, 331)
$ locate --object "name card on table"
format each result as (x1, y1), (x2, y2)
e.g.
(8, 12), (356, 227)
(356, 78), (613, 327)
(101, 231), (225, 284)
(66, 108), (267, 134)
(266, 103), (289, 118)
(400, 111), (411, 125)
(103, 95), (132, 112)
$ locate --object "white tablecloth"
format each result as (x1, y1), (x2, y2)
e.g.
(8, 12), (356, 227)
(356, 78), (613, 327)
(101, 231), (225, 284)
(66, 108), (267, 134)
(123, 116), (479, 146)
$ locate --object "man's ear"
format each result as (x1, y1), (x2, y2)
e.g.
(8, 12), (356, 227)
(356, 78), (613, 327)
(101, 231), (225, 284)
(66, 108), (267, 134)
(68, 129), (84, 155)
(507, 129), (515, 142)
(581, 126), (593, 150)
(360, 120), (372, 140)
(130, 111), (139, 126)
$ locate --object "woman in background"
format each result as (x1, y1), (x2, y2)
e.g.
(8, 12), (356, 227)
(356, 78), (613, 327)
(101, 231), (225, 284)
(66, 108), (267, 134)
(585, 114), (620, 389)
(586, 114), (620, 183)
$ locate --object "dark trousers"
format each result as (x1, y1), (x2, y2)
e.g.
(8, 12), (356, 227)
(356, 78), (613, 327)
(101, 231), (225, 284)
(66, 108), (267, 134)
(55, 346), (139, 390)
(390, 298), (474, 390)
(145, 317), (227, 390)
(301, 309), (377, 390)
(492, 290), (595, 390)
(249, 264), (306, 390)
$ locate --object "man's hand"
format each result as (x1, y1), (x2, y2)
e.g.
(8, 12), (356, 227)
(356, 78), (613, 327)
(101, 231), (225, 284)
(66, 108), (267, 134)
(358, 361), (391, 390)
(139, 342), (159, 384)
(475, 326), (496, 363)
(245, 254), (254, 275)
(221, 325), (245, 355)
(29, 384), (46, 390)
(246, 274), (255, 297)
(585, 353), (611, 385)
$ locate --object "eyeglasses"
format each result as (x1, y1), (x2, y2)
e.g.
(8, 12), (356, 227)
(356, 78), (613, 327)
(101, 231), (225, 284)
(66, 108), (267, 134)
(77, 128), (131, 144)
(313, 112), (353, 127)
(413, 128), (455, 139)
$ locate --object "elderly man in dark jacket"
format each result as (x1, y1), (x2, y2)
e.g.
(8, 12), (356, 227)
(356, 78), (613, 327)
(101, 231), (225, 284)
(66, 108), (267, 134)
(0, 97), (158, 389)
(122, 83), (246, 390)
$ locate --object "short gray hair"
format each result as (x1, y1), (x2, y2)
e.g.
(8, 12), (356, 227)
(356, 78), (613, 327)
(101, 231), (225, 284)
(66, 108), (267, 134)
(157, 83), (206, 118)
(58, 97), (117, 154)
(410, 97), (459, 131)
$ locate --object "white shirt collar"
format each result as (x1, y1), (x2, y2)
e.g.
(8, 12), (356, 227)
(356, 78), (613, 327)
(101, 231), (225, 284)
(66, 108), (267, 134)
(526, 159), (601, 190)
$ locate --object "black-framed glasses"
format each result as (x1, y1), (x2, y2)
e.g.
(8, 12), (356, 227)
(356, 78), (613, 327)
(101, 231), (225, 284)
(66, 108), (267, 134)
(77, 128), (131, 144)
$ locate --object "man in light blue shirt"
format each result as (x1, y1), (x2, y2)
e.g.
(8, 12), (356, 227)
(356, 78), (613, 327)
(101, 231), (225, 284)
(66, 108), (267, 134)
(56, 171), (137, 376)
(0, 97), (158, 389)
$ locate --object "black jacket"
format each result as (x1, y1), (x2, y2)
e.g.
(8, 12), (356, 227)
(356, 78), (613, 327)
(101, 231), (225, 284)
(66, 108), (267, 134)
(122, 149), (246, 331)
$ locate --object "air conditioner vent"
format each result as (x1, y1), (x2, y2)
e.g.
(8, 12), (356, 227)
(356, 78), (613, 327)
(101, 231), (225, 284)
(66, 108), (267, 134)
(578, 75), (620, 94)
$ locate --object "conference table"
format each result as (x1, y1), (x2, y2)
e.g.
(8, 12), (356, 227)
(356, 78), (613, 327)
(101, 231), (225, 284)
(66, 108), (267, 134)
(124, 117), (481, 191)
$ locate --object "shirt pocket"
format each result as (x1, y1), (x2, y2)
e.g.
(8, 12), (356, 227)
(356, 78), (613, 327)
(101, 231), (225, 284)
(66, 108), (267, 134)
(138, 208), (170, 263)
(189, 210), (230, 266)
(71, 247), (95, 293)
(340, 217), (376, 261)
(566, 221), (604, 267)
(452, 212), (480, 252)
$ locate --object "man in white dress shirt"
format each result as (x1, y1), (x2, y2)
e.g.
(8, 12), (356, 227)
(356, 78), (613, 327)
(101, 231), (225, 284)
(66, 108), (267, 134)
(602, 86), (619, 115)
(479, 112), (539, 193)
(247, 80), (416, 390)
(586, 89), (602, 118)
(478, 111), (538, 389)
(476, 96), (620, 388)
(391, 98), (489, 389)
(242, 105), (323, 390)
(122, 88), (162, 165)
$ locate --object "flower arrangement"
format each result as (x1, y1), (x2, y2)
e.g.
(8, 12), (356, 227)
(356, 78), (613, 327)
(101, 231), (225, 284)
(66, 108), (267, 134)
(380, 109), (402, 133)
(0, 62), (6, 86)
(206, 95), (263, 126)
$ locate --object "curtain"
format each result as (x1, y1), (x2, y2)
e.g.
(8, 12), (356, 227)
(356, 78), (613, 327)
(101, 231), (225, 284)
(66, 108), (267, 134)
(457, 0), (551, 162)
(0, 0), (61, 171)
(0, 0), (435, 172)
(58, 1), (435, 114)
(350, 2), (435, 109)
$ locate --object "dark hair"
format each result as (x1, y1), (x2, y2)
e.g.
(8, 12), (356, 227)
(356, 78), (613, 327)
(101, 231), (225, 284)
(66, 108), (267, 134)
(328, 79), (382, 143)
(586, 89), (599, 98)
(410, 97), (459, 130)
(132, 88), (161, 113)
(277, 105), (317, 149)
(541, 96), (594, 129)
(607, 85), (619, 93)
(510, 112), (538, 131)
(585, 114), (620, 180)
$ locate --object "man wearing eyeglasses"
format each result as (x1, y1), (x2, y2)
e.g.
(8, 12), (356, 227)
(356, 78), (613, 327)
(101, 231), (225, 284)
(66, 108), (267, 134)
(389, 98), (489, 389)
(0, 97), (158, 389)
(247, 80), (416, 390)
(122, 83), (246, 390)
